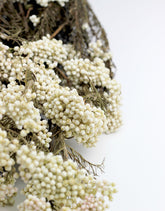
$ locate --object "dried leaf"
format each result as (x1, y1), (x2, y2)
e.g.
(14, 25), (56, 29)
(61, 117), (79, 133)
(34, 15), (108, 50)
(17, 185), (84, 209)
(0, 115), (17, 129)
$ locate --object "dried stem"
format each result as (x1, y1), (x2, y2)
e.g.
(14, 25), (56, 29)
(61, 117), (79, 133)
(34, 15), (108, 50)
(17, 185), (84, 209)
(50, 21), (68, 39)
(66, 144), (105, 176)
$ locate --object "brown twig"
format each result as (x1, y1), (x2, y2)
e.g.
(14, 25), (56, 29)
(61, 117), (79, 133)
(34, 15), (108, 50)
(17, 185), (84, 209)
(50, 21), (68, 39)
(55, 67), (72, 86)
(18, 2), (29, 33)
(26, 7), (33, 19)
(51, 130), (61, 137)
(66, 144), (105, 176)
(18, 2), (25, 16)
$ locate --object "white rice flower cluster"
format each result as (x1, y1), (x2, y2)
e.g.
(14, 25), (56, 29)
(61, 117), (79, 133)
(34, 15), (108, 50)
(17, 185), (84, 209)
(0, 128), (19, 171)
(33, 66), (107, 147)
(104, 80), (122, 133)
(0, 44), (59, 84)
(0, 166), (19, 206)
(0, 42), (12, 81)
(44, 88), (107, 147)
(0, 45), (26, 82)
(12, 0), (69, 7)
(33, 64), (61, 104)
(0, 128), (19, 206)
(14, 36), (68, 67)
(63, 44), (79, 60)
(76, 195), (108, 211)
(14, 37), (112, 90)
(34, 120), (52, 148)
(18, 195), (52, 211)
(17, 145), (115, 209)
(0, 83), (52, 147)
(61, 195), (108, 211)
(0, 37), (121, 144)
(63, 57), (111, 89)
(88, 40), (112, 62)
(0, 170), (19, 183)
(0, 83), (38, 132)
(0, 40), (110, 147)
(29, 15), (40, 27)
(0, 183), (18, 206)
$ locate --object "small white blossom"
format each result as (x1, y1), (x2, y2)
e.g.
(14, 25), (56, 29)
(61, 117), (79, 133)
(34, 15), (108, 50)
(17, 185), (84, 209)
(29, 15), (40, 27)
(82, 22), (89, 30)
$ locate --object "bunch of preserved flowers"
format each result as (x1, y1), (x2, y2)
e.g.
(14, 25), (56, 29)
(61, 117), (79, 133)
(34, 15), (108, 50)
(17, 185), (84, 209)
(0, 0), (121, 210)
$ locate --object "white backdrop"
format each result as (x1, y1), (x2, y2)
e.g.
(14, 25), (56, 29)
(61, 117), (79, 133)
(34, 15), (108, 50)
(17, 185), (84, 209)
(2, 0), (165, 210)
(88, 0), (165, 211)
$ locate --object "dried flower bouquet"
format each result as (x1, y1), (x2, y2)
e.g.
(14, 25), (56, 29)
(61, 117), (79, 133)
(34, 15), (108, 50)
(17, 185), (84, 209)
(0, 0), (121, 210)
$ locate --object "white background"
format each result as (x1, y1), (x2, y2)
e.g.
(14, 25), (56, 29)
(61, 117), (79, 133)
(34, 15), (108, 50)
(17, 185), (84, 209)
(2, 0), (165, 211)
(88, 0), (165, 211)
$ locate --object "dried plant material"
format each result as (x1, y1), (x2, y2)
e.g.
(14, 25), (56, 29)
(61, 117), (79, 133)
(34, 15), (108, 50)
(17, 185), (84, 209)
(0, 115), (17, 129)
(66, 144), (105, 176)
(0, 0), (121, 210)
